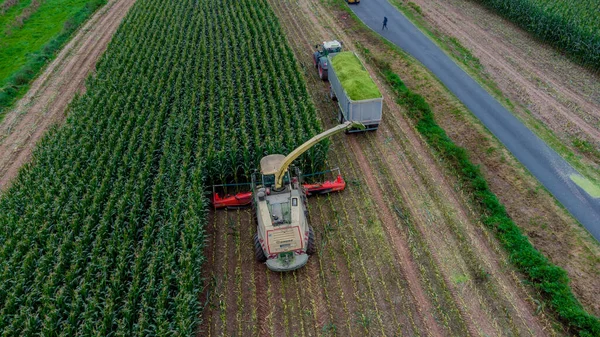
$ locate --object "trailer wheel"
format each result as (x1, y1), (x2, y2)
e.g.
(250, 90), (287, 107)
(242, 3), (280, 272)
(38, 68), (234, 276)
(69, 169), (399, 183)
(306, 226), (317, 255)
(329, 86), (337, 101)
(254, 233), (267, 262)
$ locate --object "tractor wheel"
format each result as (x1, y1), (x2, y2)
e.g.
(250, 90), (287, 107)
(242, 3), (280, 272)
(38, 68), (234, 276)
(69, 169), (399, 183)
(313, 54), (318, 68)
(254, 233), (267, 262)
(318, 64), (328, 81)
(306, 226), (317, 255)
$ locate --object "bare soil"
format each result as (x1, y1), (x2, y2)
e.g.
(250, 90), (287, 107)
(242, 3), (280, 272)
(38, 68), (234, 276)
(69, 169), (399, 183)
(0, 0), (136, 191)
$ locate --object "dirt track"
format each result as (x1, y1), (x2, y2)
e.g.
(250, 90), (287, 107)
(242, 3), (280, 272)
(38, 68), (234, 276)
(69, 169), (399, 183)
(200, 0), (560, 335)
(0, 0), (136, 191)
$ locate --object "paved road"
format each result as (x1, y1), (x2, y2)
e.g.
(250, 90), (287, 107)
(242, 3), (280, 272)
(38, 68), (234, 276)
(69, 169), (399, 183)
(349, 0), (600, 241)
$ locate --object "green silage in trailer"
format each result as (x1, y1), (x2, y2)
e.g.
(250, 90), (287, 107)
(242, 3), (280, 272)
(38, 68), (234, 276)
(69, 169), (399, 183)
(331, 51), (382, 100)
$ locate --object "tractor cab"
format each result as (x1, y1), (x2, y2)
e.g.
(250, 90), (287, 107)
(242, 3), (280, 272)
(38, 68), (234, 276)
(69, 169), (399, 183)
(318, 40), (342, 55)
(313, 40), (342, 80)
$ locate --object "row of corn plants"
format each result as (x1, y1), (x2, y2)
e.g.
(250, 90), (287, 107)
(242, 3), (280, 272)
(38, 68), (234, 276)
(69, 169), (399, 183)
(0, 0), (327, 334)
(472, 0), (600, 70)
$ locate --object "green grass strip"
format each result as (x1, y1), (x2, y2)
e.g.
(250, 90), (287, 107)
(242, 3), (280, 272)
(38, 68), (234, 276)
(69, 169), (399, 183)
(374, 58), (600, 336)
(331, 51), (381, 101)
(570, 175), (600, 199)
(0, 0), (106, 118)
(0, 0), (34, 33)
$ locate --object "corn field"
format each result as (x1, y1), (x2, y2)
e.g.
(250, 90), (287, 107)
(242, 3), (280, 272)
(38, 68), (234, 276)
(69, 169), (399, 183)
(0, 0), (325, 335)
(475, 0), (600, 69)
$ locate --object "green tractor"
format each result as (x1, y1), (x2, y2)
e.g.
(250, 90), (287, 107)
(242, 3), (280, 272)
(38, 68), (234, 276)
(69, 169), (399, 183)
(312, 40), (342, 81)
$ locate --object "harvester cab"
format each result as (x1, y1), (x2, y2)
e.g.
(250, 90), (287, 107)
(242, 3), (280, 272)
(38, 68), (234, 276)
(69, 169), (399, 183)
(313, 40), (342, 80)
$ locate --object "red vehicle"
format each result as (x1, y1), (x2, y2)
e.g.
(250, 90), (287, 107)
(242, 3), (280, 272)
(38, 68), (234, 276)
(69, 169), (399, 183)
(210, 173), (346, 209)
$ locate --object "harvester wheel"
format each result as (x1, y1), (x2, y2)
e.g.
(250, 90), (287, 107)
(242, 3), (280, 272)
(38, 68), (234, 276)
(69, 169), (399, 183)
(254, 233), (267, 262)
(306, 226), (317, 255)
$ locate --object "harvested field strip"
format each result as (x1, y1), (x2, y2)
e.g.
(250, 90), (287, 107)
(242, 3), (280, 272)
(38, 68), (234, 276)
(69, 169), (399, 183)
(375, 62), (600, 335)
(329, 144), (422, 336)
(362, 118), (543, 336)
(313, 193), (358, 335)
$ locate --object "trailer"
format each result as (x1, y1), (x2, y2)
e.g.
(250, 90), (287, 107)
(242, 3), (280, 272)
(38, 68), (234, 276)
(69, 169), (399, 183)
(327, 51), (383, 132)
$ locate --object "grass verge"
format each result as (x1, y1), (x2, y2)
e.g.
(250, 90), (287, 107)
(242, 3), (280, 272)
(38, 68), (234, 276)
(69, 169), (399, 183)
(370, 53), (600, 336)
(0, 0), (106, 119)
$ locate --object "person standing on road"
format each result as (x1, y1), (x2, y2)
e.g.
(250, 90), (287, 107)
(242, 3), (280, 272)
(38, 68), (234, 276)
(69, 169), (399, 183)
(382, 16), (388, 30)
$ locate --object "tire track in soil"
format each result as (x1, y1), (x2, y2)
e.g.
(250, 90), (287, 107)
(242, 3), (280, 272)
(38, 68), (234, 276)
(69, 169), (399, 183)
(0, 0), (137, 190)
(266, 270), (285, 336)
(254, 252), (270, 337)
(304, 261), (327, 335)
(348, 137), (445, 337)
(239, 209), (258, 336)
